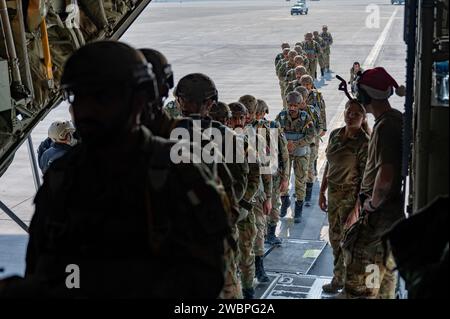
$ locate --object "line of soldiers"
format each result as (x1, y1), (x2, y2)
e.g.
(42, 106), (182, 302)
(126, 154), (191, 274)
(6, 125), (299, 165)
(275, 25), (333, 108)
(161, 52), (328, 300)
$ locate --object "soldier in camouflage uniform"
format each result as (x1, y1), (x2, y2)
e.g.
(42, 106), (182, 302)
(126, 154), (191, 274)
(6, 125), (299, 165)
(320, 25), (333, 73)
(285, 55), (306, 84)
(313, 31), (326, 78)
(256, 99), (289, 247)
(301, 32), (321, 80)
(318, 100), (369, 294)
(276, 47), (291, 108)
(275, 91), (315, 223)
(275, 42), (290, 67)
(208, 101), (243, 299)
(277, 50), (298, 107)
(284, 66), (308, 98)
(239, 95), (273, 286)
(294, 45), (309, 70)
(226, 100), (261, 299)
(300, 75), (327, 207)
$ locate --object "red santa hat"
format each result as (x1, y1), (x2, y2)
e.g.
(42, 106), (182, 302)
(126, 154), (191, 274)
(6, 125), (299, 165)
(359, 67), (406, 99)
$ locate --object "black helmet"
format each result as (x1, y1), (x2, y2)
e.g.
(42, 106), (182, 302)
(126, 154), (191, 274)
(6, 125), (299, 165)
(229, 102), (248, 117)
(61, 41), (158, 103)
(139, 48), (174, 100)
(175, 73), (218, 104)
(209, 101), (231, 121)
(238, 95), (257, 113)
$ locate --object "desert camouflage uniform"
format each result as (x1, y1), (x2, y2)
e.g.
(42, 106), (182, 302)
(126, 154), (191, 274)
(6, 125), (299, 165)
(249, 120), (273, 258)
(325, 127), (369, 288)
(306, 90), (327, 183)
(301, 40), (321, 80)
(319, 30), (333, 70)
(313, 34), (326, 70)
(277, 61), (296, 107)
(275, 109), (315, 201)
(163, 100), (182, 118)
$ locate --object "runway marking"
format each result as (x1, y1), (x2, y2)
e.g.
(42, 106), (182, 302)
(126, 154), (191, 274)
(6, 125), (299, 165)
(316, 7), (399, 178)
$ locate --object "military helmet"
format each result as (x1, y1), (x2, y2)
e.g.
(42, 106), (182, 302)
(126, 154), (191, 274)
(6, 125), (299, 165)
(295, 86), (309, 100)
(300, 74), (314, 85)
(295, 66), (307, 76)
(209, 101), (232, 120)
(294, 55), (304, 64)
(323, 25), (328, 30)
(61, 41), (158, 103)
(256, 99), (269, 114)
(313, 31), (319, 36)
(305, 32), (313, 39)
(281, 42), (290, 49)
(294, 45), (303, 54)
(288, 50), (298, 59)
(175, 73), (218, 104)
(238, 95), (258, 113)
(139, 48), (174, 99)
(48, 120), (76, 142)
(229, 102), (248, 116)
(286, 91), (303, 104)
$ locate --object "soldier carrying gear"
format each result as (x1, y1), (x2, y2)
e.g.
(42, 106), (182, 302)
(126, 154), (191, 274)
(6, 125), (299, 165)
(276, 91), (315, 223)
(301, 32), (321, 80)
(238, 94), (273, 293)
(313, 31), (326, 78)
(275, 42), (291, 67)
(320, 25), (334, 73)
(255, 99), (289, 248)
(300, 74), (327, 207)
(285, 55), (305, 84)
(0, 41), (231, 298)
(284, 66), (308, 100)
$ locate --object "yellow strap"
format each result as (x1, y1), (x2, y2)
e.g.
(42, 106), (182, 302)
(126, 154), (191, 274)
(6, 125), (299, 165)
(40, 19), (53, 80)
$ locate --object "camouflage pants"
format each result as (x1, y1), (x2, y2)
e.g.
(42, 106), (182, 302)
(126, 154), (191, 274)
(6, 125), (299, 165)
(327, 185), (359, 285)
(307, 59), (318, 80)
(279, 81), (287, 108)
(323, 48), (331, 69)
(307, 137), (320, 183)
(219, 225), (243, 299)
(343, 224), (398, 299)
(268, 173), (282, 227)
(281, 154), (310, 201)
(318, 54), (325, 69)
(237, 210), (256, 289)
(253, 197), (267, 257)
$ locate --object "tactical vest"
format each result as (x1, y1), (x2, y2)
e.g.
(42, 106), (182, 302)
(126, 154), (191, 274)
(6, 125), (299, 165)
(277, 110), (311, 157)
